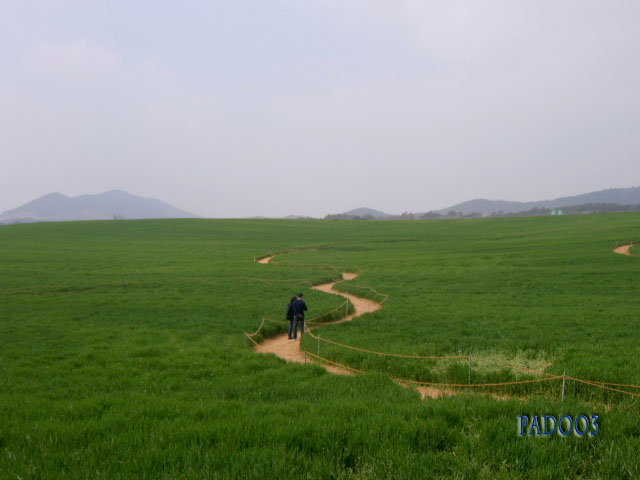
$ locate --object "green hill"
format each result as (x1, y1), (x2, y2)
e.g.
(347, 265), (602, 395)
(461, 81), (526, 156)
(2, 217), (639, 478)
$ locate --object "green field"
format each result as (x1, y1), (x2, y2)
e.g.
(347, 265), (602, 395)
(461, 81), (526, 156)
(2, 216), (640, 479)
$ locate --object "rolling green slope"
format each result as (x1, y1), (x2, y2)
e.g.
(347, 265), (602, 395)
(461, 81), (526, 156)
(1, 217), (639, 479)
(293, 215), (640, 398)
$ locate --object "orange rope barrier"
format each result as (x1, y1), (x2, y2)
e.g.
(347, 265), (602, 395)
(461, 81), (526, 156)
(306, 319), (345, 326)
(306, 323), (556, 378)
(246, 317), (266, 337)
(394, 375), (564, 388)
(249, 246), (640, 400)
(336, 284), (389, 303)
(250, 321), (640, 397)
(306, 350), (563, 388)
(567, 377), (640, 398)
(305, 351), (366, 374)
(271, 260), (341, 274)
(306, 300), (350, 322)
(305, 326), (467, 360)
(579, 379), (640, 389)
(244, 332), (259, 346)
(250, 318), (640, 397)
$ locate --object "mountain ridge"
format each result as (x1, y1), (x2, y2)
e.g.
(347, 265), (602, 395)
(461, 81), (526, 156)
(327, 187), (640, 219)
(324, 207), (389, 220)
(0, 190), (197, 224)
(437, 187), (640, 215)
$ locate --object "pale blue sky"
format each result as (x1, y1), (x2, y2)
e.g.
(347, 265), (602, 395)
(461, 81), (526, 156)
(2, 1), (639, 217)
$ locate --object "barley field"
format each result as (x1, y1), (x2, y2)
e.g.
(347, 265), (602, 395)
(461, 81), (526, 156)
(2, 216), (639, 479)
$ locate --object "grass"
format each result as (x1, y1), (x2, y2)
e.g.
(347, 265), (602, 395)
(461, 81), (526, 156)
(294, 215), (640, 401)
(2, 216), (640, 479)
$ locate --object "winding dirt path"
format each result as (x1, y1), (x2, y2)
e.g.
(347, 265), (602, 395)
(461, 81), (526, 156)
(253, 254), (453, 397)
(614, 244), (634, 256)
(253, 244), (637, 401)
(257, 255), (276, 264)
(313, 272), (381, 322)
(254, 267), (380, 375)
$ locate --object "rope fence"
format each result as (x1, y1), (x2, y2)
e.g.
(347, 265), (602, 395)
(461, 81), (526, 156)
(567, 377), (640, 398)
(333, 284), (390, 304)
(393, 375), (565, 388)
(306, 300), (352, 324)
(250, 246), (640, 401)
(305, 324), (467, 360)
(305, 351), (366, 374)
(246, 316), (640, 399)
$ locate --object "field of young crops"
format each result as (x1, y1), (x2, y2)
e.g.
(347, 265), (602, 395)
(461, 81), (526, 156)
(293, 216), (640, 401)
(2, 216), (639, 479)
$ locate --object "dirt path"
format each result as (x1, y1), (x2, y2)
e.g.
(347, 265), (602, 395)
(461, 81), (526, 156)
(257, 255), (276, 264)
(252, 245), (637, 402)
(254, 254), (474, 397)
(253, 252), (514, 399)
(614, 244), (634, 256)
(254, 272), (379, 375)
(313, 273), (381, 322)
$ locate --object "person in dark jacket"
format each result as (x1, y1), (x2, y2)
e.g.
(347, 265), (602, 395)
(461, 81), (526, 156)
(286, 296), (296, 339)
(291, 292), (308, 340)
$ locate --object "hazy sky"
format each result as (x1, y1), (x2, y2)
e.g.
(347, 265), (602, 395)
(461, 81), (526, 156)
(1, 1), (639, 217)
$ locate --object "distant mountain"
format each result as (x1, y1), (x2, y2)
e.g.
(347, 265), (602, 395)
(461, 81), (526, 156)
(245, 215), (315, 219)
(324, 207), (389, 220)
(0, 190), (197, 224)
(438, 187), (640, 216)
(343, 207), (389, 218)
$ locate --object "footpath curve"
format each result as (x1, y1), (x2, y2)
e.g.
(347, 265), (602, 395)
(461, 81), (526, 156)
(614, 243), (634, 256)
(254, 254), (381, 376)
(254, 253), (459, 398)
(250, 246), (640, 401)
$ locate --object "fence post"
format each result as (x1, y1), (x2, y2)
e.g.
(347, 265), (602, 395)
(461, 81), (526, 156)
(562, 371), (566, 402)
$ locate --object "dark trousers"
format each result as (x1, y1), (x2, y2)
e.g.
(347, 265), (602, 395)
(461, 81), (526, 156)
(287, 320), (295, 339)
(291, 316), (305, 339)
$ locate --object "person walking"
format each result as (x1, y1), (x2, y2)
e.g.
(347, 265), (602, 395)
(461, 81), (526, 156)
(286, 296), (296, 340)
(291, 292), (308, 340)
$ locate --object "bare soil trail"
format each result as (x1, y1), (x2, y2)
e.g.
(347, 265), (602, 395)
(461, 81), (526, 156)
(252, 251), (540, 400)
(313, 272), (381, 322)
(257, 255), (276, 264)
(614, 244), (634, 256)
(253, 254), (454, 397)
(254, 270), (380, 376)
(252, 245), (637, 402)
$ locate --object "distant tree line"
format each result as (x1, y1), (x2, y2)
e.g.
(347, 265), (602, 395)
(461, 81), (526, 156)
(324, 211), (482, 220)
(324, 203), (640, 221)
(494, 203), (640, 218)
(324, 213), (378, 220)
